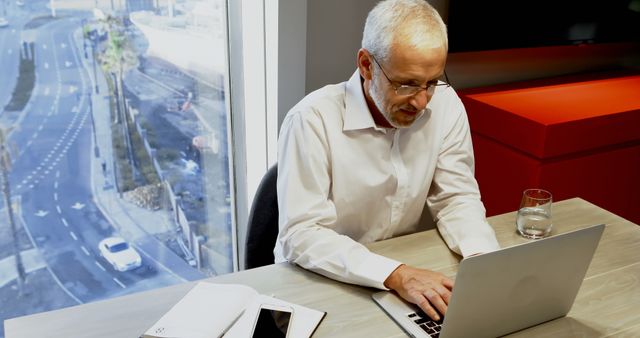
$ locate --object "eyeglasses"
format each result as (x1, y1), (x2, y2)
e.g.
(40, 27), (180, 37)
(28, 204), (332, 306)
(371, 55), (450, 96)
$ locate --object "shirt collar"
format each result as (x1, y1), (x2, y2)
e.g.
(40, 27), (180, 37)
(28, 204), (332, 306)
(344, 70), (382, 132)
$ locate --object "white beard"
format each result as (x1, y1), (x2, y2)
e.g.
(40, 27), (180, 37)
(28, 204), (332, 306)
(369, 70), (425, 129)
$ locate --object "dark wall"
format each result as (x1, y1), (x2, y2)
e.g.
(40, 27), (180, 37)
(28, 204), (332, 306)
(304, 0), (640, 92)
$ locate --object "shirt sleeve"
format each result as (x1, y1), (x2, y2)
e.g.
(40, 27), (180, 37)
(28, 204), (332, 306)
(276, 110), (401, 290)
(427, 97), (501, 257)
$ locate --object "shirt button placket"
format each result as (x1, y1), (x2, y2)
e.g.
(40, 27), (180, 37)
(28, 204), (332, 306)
(388, 130), (405, 234)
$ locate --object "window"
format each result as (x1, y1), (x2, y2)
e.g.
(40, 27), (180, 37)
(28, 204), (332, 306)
(0, 0), (253, 333)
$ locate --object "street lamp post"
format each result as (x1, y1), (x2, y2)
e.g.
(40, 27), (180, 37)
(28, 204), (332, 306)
(89, 29), (99, 94)
(112, 71), (119, 124)
(81, 19), (88, 59)
(49, 0), (56, 17)
(0, 130), (26, 296)
(87, 92), (100, 158)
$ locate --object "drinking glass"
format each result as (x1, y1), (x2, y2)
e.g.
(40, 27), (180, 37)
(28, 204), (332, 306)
(516, 189), (553, 239)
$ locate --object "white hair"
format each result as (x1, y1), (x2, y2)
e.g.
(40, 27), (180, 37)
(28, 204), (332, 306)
(362, 0), (448, 62)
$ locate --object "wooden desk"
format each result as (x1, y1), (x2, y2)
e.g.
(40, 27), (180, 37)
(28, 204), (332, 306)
(5, 198), (640, 337)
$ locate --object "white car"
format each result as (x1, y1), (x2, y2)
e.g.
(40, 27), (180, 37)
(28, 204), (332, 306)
(16, 0), (24, 6)
(0, 18), (8, 28)
(98, 237), (142, 271)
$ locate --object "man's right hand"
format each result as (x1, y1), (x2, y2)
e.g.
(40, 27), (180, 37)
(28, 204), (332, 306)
(383, 264), (454, 321)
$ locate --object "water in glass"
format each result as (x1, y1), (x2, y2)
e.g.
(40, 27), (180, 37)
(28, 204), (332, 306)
(517, 207), (552, 239)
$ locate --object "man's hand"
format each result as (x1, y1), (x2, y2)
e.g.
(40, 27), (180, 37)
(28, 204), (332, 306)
(384, 264), (454, 321)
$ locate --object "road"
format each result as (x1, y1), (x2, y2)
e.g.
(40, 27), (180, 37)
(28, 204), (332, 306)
(2, 15), (196, 304)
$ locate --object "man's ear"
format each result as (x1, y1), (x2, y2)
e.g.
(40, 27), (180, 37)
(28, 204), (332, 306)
(357, 48), (374, 80)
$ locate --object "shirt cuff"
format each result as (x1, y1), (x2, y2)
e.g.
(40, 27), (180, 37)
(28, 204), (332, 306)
(457, 235), (501, 258)
(361, 253), (403, 290)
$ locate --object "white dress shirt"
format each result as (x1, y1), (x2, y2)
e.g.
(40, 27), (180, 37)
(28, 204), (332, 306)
(275, 70), (500, 290)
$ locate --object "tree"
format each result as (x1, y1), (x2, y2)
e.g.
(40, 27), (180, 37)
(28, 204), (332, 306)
(99, 15), (141, 186)
(98, 14), (139, 124)
(0, 127), (26, 295)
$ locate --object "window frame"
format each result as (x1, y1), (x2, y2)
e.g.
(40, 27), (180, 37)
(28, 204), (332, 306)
(227, 0), (308, 271)
(226, 0), (275, 271)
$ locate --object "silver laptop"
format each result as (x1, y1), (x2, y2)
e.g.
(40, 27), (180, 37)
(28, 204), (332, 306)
(372, 223), (605, 338)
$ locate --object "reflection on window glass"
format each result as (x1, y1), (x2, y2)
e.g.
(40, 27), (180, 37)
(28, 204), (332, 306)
(0, 0), (233, 334)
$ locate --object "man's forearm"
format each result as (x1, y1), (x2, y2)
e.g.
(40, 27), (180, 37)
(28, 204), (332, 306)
(281, 226), (401, 289)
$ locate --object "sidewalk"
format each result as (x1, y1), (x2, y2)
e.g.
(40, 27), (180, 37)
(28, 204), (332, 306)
(0, 248), (45, 288)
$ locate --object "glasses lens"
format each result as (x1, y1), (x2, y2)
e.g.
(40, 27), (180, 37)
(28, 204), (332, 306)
(396, 86), (419, 96)
(396, 85), (438, 96)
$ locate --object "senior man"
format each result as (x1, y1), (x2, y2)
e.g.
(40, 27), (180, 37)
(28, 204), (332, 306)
(275, 0), (499, 321)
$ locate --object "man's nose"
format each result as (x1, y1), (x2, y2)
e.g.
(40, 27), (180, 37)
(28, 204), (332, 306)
(408, 89), (429, 111)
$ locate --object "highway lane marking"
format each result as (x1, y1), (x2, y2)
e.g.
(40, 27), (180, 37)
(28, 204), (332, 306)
(54, 181), (58, 189)
(113, 278), (126, 289)
(81, 246), (90, 256)
(8, 49), (12, 55)
(95, 261), (106, 271)
(53, 192), (57, 200)
(56, 170), (60, 178)
(69, 231), (78, 241)
(11, 37), (93, 191)
(43, 44), (47, 49)
(61, 218), (68, 227)
(44, 62), (49, 69)
(56, 205), (62, 214)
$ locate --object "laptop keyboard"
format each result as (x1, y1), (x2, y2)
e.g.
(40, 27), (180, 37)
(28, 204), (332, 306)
(407, 310), (444, 337)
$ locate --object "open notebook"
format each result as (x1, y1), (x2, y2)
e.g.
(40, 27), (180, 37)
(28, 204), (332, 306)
(141, 282), (326, 338)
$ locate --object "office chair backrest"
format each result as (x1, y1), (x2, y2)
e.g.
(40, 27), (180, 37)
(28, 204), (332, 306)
(245, 164), (279, 269)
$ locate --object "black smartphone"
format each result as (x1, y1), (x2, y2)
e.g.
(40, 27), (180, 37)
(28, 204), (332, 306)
(250, 303), (294, 338)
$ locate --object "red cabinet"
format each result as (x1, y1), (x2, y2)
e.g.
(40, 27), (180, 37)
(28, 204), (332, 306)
(460, 74), (640, 224)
